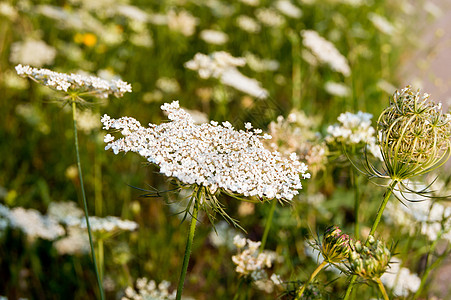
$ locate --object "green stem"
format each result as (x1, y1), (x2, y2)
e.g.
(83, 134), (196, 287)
(376, 278), (389, 300)
(344, 180), (398, 299)
(366, 180), (398, 242)
(287, 29), (302, 109)
(233, 278), (244, 300)
(414, 243), (450, 298)
(352, 169), (360, 240)
(72, 101), (105, 300)
(94, 143), (103, 216)
(176, 198), (199, 300)
(98, 239), (104, 282)
(295, 260), (328, 300)
(260, 200), (277, 252)
(343, 276), (356, 300)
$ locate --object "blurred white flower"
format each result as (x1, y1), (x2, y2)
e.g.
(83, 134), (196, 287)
(0, 2), (18, 20)
(245, 52), (279, 72)
(324, 81), (350, 97)
(10, 39), (57, 67)
(0, 204), (65, 241)
(275, 0), (302, 18)
(385, 181), (451, 241)
(122, 277), (176, 300)
(239, 0), (260, 6)
(116, 5), (149, 23)
(167, 10), (198, 37)
(255, 8), (285, 27)
(380, 258), (421, 297)
(301, 30), (351, 76)
(236, 15), (261, 33)
(156, 77), (180, 94)
(185, 52), (268, 98)
(54, 227), (90, 255)
(200, 29), (229, 45)
(185, 51), (245, 79)
(75, 110), (101, 134)
(79, 216), (138, 233)
(368, 13), (395, 35)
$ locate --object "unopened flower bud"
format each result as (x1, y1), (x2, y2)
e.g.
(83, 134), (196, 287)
(347, 237), (391, 281)
(320, 225), (352, 263)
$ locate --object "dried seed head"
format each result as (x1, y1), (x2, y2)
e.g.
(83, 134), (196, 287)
(377, 86), (451, 180)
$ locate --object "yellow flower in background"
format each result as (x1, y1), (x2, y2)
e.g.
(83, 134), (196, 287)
(74, 33), (97, 47)
(82, 33), (97, 47)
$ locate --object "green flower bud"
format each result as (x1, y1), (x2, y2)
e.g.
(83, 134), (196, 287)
(320, 225), (352, 263)
(347, 237), (391, 281)
(377, 86), (451, 180)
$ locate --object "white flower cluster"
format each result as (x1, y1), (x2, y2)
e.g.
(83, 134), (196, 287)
(255, 8), (285, 27)
(167, 10), (198, 37)
(266, 111), (328, 175)
(0, 203), (65, 241)
(10, 39), (56, 67)
(185, 52), (246, 79)
(199, 29), (229, 45)
(232, 235), (275, 278)
(15, 64), (132, 98)
(185, 52), (268, 98)
(236, 15), (261, 33)
(79, 216), (138, 232)
(368, 13), (395, 35)
(301, 30), (351, 76)
(102, 101), (309, 201)
(326, 111), (382, 160)
(384, 181), (451, 241)
(76, 110), (101, 133)
(275, 0), (303, 18)
(232, 235), (283, 293)
(324, 81), (350, 97)
(244, 52), (279, 73)
(380, 258), (420, 297)
(122, 278), (175, 300)
(54, 227), (90, 255)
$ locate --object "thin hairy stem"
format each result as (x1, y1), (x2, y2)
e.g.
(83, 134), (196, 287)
(344, 180), (398, 299)
(376, 278), (389, 300)
(367, 180), (398, 240)
(414, 242), (450, 298)
(260, 200), (277, 252)
(352, 168), (360, 239)
(176, 197), (199, 300)
(71, 101), (105, 300)
(295, 260), (328, 300)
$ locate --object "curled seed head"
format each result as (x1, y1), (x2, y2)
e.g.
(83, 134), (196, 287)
(377, 86), (451, 180)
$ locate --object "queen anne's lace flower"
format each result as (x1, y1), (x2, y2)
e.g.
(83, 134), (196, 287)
(232, 235), (277, 278)
(15, 64), (132, 98)
(301, 30), (351, 76)
(0, 204), (65, 241)
(380, 258), (420, 297)
(122, 277), (176, 300)
(102, 101), (309, 201)
(326, 111), (382, 160)
(185, 52), (268, 98)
